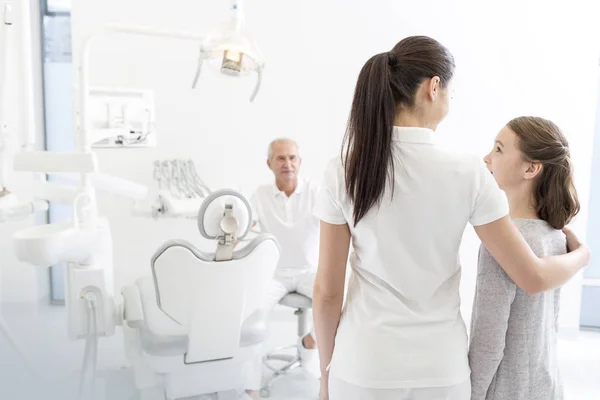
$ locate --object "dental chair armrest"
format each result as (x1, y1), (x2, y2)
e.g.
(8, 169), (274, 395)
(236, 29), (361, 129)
(122, 284), (145, 328)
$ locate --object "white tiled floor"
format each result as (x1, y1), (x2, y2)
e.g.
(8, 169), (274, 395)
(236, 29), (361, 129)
(0, 300), (599, 400)
(0, 301), (320, 400)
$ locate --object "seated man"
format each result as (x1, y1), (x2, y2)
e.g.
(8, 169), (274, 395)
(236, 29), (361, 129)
(245, 138), (320, 399)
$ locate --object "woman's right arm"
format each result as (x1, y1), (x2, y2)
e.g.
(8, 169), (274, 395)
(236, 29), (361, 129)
(474, 216), (589, 295)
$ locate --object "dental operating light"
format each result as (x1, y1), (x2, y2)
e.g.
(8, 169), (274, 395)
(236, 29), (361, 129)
(191, 0), (264, 102)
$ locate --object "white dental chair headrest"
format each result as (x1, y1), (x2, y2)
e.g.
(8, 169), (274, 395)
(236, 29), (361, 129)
(197, 189), (252, 241)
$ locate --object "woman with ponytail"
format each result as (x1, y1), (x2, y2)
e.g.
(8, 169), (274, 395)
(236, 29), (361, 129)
(469, 117), (579, 400)
(311, 36), (589, 400)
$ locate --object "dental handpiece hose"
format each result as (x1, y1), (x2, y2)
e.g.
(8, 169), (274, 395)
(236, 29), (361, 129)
(78, 292), (99, 400)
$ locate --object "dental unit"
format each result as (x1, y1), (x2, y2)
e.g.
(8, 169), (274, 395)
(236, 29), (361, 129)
(2, 1), (278, 399)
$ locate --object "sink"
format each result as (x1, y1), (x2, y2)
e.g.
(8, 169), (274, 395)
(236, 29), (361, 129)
(13, 220), (108, 267)
(12, 190), (109, 267)
(13, 222), (77, 267)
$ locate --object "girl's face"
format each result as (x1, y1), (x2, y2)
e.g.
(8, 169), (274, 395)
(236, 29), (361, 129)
(483, 126), (530, 191)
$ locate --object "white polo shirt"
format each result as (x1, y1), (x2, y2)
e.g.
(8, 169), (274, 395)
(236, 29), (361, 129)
(313, 127), (509, 389)
(250, 178), (320, 271)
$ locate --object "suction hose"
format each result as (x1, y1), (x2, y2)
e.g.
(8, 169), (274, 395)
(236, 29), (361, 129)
(77, 292), (99, 400)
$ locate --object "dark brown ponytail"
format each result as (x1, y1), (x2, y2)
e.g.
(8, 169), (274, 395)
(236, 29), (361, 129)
(342, 36), (455, 225)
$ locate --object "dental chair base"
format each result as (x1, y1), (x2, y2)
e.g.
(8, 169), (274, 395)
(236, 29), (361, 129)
(123, 277), (267, 399)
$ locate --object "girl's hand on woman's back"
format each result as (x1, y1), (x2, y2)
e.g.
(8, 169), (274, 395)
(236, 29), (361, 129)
(562, 225), (590, 262)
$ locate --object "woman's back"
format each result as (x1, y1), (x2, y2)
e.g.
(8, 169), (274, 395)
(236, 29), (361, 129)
(314, 126), (509, 388)
(469, 219), (565, 400)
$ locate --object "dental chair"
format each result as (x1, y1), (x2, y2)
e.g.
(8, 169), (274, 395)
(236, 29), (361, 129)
(121, 189), (280, 400)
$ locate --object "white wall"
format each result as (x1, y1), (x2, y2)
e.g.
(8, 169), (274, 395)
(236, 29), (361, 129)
(0, 0), (48, 303)
(585, 69), (600, 280)
(70, 0), (600, 333)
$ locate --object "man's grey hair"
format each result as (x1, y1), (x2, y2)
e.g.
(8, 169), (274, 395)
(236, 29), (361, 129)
(267, 138), (299, 160)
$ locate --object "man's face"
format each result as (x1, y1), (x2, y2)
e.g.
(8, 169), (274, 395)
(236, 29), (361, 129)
(267, 141), (301, 183)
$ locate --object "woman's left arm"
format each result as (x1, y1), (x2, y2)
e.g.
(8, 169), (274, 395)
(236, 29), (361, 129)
(313, 221), (351, 390)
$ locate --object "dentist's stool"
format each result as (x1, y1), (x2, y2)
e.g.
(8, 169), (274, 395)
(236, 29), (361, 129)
(260, 292), (313, 397)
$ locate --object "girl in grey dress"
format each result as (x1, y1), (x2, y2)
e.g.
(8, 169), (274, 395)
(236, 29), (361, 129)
(468, 116), (580, 400)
